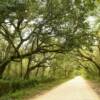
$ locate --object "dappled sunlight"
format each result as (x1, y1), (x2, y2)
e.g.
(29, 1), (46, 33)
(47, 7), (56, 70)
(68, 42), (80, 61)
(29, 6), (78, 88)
(67, 76), (85, 84)
(0, 0), (100, 99)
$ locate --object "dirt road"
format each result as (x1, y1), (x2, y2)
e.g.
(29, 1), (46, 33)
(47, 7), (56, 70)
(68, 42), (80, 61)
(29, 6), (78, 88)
(29, 76), (100, 100)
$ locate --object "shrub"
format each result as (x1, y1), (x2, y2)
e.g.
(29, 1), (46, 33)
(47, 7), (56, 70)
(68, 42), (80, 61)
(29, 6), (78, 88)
(0, 79), (39, 96)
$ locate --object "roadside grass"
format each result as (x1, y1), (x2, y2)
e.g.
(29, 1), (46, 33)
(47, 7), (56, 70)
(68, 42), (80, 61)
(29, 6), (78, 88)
(89, 79), (100, 97)
(0, 78), (69, 100)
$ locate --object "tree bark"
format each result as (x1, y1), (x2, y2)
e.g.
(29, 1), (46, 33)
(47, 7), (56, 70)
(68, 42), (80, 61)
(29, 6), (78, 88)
(35, 67), (40, 77)
(24, 58), (32, 79)
(0, 60), (10, 78)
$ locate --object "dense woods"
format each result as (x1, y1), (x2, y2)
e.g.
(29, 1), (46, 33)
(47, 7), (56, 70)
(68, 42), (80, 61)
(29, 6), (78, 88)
(0, 0), (100, 98)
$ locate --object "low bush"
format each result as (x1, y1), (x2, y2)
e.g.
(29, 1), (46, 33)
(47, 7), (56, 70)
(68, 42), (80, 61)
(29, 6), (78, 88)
(0, 79), (39, 96)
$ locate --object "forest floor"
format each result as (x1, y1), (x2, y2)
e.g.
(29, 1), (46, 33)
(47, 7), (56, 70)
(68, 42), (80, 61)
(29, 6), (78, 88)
(29, 76), (100, 100)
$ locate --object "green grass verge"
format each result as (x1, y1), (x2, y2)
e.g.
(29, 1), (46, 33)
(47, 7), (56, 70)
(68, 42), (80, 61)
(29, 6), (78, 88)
(0, 78), (68, 100)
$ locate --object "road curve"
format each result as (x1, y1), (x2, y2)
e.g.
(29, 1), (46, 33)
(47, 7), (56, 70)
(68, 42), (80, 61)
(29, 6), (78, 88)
(29, 76), (100, 100)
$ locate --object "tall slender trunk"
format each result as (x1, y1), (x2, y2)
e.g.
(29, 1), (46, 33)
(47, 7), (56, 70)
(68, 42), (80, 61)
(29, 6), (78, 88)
(35, 67), (40, 77)
(53, 67), (56, 78)
(41, 67), (45, 78)
(24, 58), (31, 79)
(0, 60), (10, 78)
(24, 70), (30, 79)
(20, 59), (23, 78)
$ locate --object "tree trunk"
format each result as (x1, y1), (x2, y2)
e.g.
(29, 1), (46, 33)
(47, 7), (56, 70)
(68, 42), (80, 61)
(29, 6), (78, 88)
(24, 58), (32, 79)
(41, 67), (45, 78)
(20, 59), (23, 78)
(24, 70), (30, 79)
(35, 67), (40, 77)
(0, 60), (10, 78)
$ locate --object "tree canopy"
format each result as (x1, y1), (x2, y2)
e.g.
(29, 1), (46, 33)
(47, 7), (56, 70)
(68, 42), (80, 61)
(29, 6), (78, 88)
(0, 0), (99, 79)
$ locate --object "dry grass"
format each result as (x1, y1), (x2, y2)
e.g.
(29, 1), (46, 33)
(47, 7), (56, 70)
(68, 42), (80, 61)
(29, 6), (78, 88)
(88, 80), (100, 97)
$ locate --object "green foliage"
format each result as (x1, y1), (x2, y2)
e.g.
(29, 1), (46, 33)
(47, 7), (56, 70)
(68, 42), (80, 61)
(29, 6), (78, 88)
(0, 78), (68, 100)
(0, 79), (39, 96)
(0, 0), (100, 97)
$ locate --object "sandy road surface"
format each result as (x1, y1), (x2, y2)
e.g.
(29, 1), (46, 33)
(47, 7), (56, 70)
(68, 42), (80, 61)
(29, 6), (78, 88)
(29, 76), (100, 100)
